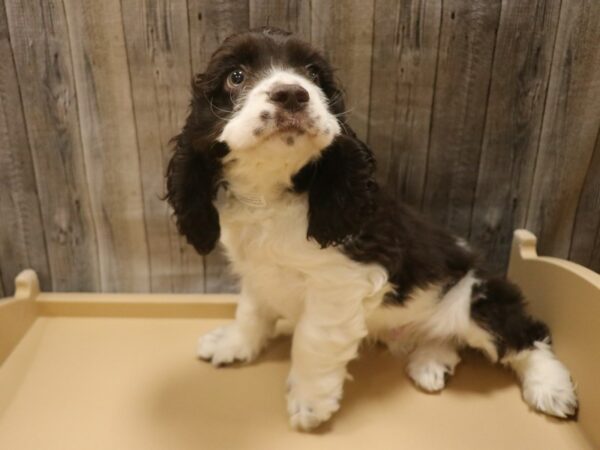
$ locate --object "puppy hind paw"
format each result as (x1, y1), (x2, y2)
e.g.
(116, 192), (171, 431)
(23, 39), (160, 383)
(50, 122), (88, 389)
(406, 343), (461, 393)
(522, 377), (578, 419)
(507, 342), (579, 419)
(407, 359), (453, 392)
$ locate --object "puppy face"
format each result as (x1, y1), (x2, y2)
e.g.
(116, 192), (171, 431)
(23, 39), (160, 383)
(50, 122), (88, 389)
(167, 28), (376, 255)
(196, 28), (345, 156)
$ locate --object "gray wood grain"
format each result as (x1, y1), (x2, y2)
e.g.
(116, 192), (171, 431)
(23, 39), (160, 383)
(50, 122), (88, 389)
(0, 267), (5, 297)
(249, 0), (310, 39)
(422, 0), (502, 237)
(1, 0), (599, 292)
(4, 0), (100, 291)
(63, 0), (150, 291)
(590, 229), (600, 273)
(310, 0), (375, 139)
(187, 0), (250, 292)
(188, 0), (250, 75)
(122, 0), (206, 293)
(469, 0), (561, 274)
(526, 1), (600, 259)
(0, 0), (51, 293)
(368, 0), (441, 207)
(569, 126), (600, 272)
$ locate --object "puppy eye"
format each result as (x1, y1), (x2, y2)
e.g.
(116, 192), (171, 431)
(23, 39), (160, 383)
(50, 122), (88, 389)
(306, 65), (320, 84)
(228, 69), (245, 87)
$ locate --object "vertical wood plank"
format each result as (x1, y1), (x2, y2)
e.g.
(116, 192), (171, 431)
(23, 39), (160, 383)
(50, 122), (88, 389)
(569, 127), (600, 272)
(368, 0), (441, 206)
(0, 267), (5, 297)
(526, 0), (600, 259)
(122, 0), (205, 293)
(63, 0), (150, 291)
(422, 0), (502, 237)
(469, 0), (561, 274)
(5, 0), (100, 291)
(188, 0), (250, 75)
(590, 228), (600, 273)
(311, 0), (375, 139)
(0, 0), (51, 293)
(249, 0), (310, 40)
(188, 0), (249, 292)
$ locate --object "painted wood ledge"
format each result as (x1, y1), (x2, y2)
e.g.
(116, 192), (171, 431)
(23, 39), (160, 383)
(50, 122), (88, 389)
(2, 269), (237, 319)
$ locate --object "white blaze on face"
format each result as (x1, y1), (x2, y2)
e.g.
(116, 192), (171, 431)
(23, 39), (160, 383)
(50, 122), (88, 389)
(218, 68), (341, 154)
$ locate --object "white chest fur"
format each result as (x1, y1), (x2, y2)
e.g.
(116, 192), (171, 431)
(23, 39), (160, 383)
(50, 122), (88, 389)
(216, 192), (391, 322)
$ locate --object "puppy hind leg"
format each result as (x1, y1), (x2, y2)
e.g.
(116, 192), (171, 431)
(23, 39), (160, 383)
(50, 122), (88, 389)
(466, 278), (578, 419)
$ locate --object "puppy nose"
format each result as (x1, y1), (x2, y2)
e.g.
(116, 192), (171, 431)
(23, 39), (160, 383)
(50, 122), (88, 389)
(269, 83), (309, 112)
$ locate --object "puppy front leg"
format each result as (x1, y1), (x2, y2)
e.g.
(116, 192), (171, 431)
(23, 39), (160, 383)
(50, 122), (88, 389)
(197, 291), (276, 366)
(287, 290), (367, 431)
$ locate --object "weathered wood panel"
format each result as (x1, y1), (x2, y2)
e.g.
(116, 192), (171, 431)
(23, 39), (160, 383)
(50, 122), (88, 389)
(188, 0), (250, 292)
(5, 0), (100, 291)
(1, 0), (599, 294)
(188, 0), (250, 75)
(63, 0), (150, 291)
(590, 231), (600, 273)
(122, 0), (205, 293)
(368, 0), (441, 206)
(569, 127), (600, 269)
(249, 0), (310, 39)
(0, 0), (51, 293)
(469, 0), (561, 274)
(0, 267), (5, 297)
(310, 0), (375, 139)
(526, 0), (600, 259)
(422, 0), (502, 237)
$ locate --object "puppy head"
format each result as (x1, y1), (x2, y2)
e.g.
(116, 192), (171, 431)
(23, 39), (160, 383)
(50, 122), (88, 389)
(167, 28), (375, 254)
(215, 32), (343, 157)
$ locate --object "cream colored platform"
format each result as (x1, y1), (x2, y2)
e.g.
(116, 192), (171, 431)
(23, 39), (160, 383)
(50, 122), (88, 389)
(1, 230), (599, 449)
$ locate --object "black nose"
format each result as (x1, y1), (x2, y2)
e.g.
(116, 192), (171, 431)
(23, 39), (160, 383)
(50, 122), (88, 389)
(268, 84), (309, 112)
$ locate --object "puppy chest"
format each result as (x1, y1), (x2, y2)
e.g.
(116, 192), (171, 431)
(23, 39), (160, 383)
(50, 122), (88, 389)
(219, 200), (391, 315)
(219, 200), (312, 262)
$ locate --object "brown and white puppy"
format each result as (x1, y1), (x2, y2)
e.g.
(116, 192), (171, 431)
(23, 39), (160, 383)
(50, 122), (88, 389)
(166, 27), (577, 431)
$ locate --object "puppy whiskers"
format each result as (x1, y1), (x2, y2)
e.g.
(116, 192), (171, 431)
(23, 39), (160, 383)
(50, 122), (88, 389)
(203, 92), (232, 120)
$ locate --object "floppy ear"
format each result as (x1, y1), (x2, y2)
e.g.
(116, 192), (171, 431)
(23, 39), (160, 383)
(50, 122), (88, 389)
(165, 130), (228, 255)
(293, 135), (378, 248)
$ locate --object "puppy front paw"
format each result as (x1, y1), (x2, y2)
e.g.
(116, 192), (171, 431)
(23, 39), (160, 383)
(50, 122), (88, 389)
(286, 373), (343, 431)
(197, 325), (260, 366)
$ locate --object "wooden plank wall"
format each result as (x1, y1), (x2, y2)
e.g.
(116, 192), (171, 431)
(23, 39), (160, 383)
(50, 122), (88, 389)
(0, 0), (598, 295)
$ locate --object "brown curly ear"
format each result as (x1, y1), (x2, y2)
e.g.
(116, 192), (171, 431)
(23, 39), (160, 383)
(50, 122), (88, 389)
(165, 132), (229, 255)
(292, 135), (378, 247)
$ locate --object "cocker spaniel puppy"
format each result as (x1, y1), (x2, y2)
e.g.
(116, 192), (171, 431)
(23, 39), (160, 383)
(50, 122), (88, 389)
(166, 27), (577, 431)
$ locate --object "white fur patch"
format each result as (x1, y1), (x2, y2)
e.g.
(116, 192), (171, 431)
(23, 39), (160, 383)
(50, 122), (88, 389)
(197, 294), (275, 365)
(421, 271), (478, 339)
(503, 340), (578, 418)
(286, 370), (343, 431)
(197, 324), (258, 366)
(407, 341), (461, 392)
